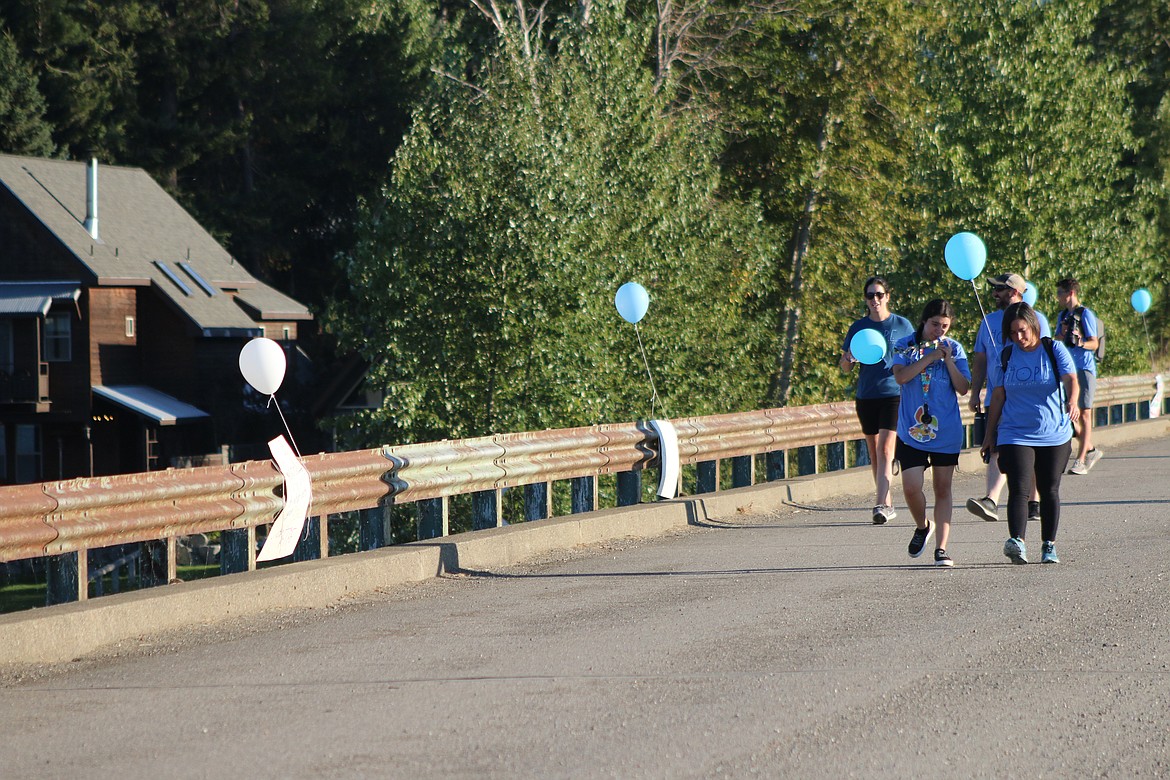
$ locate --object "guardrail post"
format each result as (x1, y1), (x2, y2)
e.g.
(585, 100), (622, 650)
(731, 455), (753, 488)
(570, 475), (597, 514)
(796, 445), (818, 476)
(293, 517), (322, 562)
(46, 550), (85, 605)
(525, 482), (551, 521)
(696, 460), (718, 493)
(826, 442), (845, 472)
(360, 502), (393, 550)
(472, 489), (502, 530)
(617, 471), (641, 506)
(851, 440), (870, 469)
(765, 451), (786, 482)
(221, 528), (255, 574)
(418, 497), (448, 539)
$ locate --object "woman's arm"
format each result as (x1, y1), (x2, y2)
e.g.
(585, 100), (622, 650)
(891, 350), (938, 385)
(940, 342), (970, 395)
(980, 385), (1006, 460)
(1062, 372), (1081, 424)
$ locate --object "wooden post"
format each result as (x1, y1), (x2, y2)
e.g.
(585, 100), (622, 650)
(524, 482), (551, 521)
(731, 455), (753, 488)
(696, 460), (718, 494)
(418, 497), (448, 539)
(570, 475), (597, 514)
(617, 471), (641, 506)
(472, 489), (502, 530)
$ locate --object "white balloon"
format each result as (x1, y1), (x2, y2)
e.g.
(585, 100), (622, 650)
(239, 337), (287, 396)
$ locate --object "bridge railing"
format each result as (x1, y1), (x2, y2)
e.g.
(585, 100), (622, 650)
(1, 373), (1162, 606)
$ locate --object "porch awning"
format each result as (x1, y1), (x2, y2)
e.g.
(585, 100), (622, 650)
(0, 282), (81, 316)
(92, 385), (211, 426)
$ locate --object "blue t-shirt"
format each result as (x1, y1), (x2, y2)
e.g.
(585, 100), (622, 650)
(892, 335), (971, 453)
(1055, 306), (1099, 374)
(843, 314), (914, 399)
(973, 308), (1051, 387)
(990, 339), (1075, 447)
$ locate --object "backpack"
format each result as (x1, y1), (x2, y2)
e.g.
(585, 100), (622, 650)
(1060, 306), (1105, 362)
(1001, 336), (1064, 407)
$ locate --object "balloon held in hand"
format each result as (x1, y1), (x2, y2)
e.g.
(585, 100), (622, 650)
(944, 232), (987, 281)
(850, 329), (887, 365)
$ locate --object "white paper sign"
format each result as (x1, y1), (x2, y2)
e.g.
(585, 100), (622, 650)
(650, 419), (680, 500)
(256, 435), (313, 562)
(1151, 374), (1164, 419)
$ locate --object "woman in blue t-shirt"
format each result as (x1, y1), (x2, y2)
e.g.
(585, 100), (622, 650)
(980, 302), (1080, 565)
(839, 276), (914, 525)
(891, 299), (971, 567)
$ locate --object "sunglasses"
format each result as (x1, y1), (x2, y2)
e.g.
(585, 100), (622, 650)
(991, 285), (1013, 292)
(865, 291), (887, 300)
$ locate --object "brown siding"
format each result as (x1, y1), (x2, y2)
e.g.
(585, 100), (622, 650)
(88, 287), (139, 386)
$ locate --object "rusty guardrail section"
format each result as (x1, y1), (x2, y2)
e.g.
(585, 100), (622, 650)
(0, 374), (1160, 564)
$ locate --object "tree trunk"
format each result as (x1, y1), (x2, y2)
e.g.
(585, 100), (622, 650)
(768, 113), (832, 407)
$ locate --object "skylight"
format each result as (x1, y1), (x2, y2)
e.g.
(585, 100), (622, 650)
(179, 262), (219, 297)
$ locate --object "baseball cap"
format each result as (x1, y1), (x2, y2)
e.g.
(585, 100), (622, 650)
(988, 273), (1026, 293)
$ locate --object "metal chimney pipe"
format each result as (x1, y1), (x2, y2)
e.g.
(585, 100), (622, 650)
(84, 158), (99, 240)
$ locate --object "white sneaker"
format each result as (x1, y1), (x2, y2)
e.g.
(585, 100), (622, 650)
(1085, 449), (1103, 471)
(965, 496), (998, 522)
(1069, 459), (1087, 475)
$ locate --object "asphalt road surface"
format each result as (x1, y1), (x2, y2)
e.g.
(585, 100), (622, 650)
(2, 435), (1168, 778)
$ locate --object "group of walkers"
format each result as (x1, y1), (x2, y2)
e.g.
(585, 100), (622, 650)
(839, 274), (1103, 567)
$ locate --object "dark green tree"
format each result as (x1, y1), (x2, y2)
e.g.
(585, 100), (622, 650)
(0, 29), (56, 156)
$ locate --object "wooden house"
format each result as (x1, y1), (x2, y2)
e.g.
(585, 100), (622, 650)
(0, 154), (312, 483)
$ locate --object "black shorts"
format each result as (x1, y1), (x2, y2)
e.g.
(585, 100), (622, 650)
(854, 396), (900, 436)
(895, 438), (960, 470)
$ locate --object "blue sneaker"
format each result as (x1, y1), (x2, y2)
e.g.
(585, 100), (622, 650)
(1041, 541), (1060, 564)
(1003, 537), (1028, 565)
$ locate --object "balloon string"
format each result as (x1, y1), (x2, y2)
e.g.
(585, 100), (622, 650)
(1142, 316), (1155, 374)
(971, 278), (997, 352)
(634, 323), (664, 419)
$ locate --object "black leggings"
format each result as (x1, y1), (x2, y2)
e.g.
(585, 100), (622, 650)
(997, 441), (1072, 542)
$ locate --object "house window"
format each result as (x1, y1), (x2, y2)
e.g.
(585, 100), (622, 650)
(44, 312), (71, 362)
(125, 316), (136, 338)
(15, 424), (40, 484)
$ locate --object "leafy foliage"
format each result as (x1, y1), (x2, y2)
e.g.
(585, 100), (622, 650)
(332, 6), (775, 444)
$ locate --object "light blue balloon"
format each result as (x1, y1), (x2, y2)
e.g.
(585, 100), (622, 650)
(944, 232), (988, 281)
(850, 329), (887, 365)
(1131, 288), (1152, 314)
(1023, 281), (1038, 307)
(615, 282), (649, 324)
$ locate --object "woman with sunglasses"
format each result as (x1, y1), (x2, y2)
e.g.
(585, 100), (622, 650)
(891, 299), (970, 566)
(840, 276), (914, 524)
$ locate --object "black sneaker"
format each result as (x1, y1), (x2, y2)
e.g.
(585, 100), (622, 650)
(934, 548), (954, 567)
(1028, 501), (1041, 522)
(908, 521), (934, 558)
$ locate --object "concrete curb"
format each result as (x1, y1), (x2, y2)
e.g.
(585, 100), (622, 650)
(3, 417), (1166, 666)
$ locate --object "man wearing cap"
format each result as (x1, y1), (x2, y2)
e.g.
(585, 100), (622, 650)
(965, 273), (1052, 523)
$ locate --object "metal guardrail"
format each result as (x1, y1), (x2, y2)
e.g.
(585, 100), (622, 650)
(0, 373), (1162, 604)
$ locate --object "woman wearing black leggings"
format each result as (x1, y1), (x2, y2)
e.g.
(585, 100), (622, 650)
(980, 303), (1080, 564)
